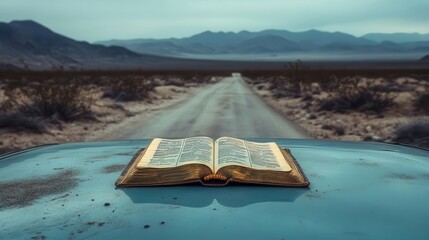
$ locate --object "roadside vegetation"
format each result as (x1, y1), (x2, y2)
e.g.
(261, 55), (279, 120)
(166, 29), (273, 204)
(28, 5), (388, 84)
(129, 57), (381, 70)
(393, 118), (429, 148)
(0, 71), (222, 153)
(245, 62), (429, 148)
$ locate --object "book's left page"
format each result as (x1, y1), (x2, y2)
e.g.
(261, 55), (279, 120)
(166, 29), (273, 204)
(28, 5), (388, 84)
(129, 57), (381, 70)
(137, 137), (214, 170)
(116, 137), (215, 187)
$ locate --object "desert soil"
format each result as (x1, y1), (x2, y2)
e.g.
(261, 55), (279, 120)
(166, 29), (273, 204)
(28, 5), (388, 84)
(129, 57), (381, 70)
(248, 77), (429, 143)
(0, 83), (209, 154)
(1, 75), (312, 154)
(2, 75), (427, 154)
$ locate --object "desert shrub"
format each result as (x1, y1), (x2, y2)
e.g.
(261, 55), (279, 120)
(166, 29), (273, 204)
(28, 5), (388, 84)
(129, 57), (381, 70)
(268, 60), (320, 98)
(247, 78), (264, 85)
(281, 60), (309, 97)
(270, 80), (303, 99)
(284, 59), (309, 83)
(103, 77), (154, 101)
(0, 112), (45, 133)
(321, 124), (345, 136)
(392, 118), (429, 148)
(164, 78), (185, 87)
(415, 93), (429, 114)
(301, 94), (313, 101)
(3, 82), (94, 122)
(319, 85), (394, 113)
(269, 62), (300, 91)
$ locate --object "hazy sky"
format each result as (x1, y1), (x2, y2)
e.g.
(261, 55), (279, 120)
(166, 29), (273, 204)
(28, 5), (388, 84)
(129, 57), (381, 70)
(1, 0), (428, 42)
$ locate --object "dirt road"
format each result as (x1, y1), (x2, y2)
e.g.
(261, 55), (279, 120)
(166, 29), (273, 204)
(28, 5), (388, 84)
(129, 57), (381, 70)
(105, 76), (309, 139)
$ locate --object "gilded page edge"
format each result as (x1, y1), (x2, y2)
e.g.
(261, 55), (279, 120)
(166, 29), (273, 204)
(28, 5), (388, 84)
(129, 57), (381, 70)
(115, 147), (147, 187)
(280, 148), (310, 186)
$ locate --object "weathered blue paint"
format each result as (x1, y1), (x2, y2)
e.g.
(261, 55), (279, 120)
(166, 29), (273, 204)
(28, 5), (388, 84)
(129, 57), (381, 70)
(0, 139), (428, 240)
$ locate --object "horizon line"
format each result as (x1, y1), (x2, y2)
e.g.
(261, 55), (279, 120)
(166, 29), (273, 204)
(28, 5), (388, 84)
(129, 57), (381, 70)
(3, 19), (429, 43)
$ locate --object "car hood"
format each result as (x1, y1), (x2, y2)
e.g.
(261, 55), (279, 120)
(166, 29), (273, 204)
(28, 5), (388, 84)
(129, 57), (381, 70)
(0, 139), (428, 240)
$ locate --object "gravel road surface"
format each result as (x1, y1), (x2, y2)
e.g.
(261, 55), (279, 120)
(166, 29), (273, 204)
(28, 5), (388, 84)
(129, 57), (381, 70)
(111, 76), (309, 139)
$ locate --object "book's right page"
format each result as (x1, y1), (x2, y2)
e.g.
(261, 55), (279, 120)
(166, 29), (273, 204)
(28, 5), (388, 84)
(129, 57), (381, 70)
(214, 137), (291, 172)
(214, 137), (309, 187)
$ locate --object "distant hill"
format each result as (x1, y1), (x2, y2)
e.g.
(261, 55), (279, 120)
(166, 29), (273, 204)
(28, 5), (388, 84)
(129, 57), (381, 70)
(257, 29), (373, 46)
(97, 30), (429, 58)
(234, 35), (302, 53)
(0, 62), (21, 71)
(421, 55), (429, 62)
(0, 20), (202, 70)
(98, 29), (374, 55)
(363, 33), (429, 43)
(2, 20), (427, 68)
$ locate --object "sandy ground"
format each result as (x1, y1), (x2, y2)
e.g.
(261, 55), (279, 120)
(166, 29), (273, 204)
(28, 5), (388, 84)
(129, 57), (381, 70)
(0, 83), (208, 154)
(248, 77), (429, 143)
(2, 75), (427, 153)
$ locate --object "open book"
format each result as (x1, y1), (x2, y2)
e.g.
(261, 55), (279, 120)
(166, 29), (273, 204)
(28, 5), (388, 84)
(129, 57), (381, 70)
(116, 137), (309, 187)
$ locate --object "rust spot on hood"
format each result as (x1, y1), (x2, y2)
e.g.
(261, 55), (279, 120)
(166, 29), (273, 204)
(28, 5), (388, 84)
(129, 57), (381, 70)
(102, 164), (126, 173)
(0, 169), (79, 209)
(388, 173), (417, 180)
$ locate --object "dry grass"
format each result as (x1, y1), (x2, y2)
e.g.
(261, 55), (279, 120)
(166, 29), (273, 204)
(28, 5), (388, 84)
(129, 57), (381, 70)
(1, 71), (209, 126)
(102, 76), (154, 101)
(7, 83), (94, 121)
(415, 93), (429, 113)
(318, 86), (394, 113)
(0, 70), (221, 154)
(393, 118), (429, 148)
(245, 66), (429, 148)
(0, 112), (45, 133)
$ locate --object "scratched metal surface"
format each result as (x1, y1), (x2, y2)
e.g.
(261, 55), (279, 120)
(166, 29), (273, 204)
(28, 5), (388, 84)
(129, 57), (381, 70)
(0, 139), (428, 240)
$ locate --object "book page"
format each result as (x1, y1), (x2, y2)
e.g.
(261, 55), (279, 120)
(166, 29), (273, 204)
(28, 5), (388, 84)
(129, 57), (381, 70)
(244, 140), (291, 172)
(215, 137), (291, 172)
(214, 137), (252, 171)
(137, 137), (213, 169)
(176, 137), (213, 168)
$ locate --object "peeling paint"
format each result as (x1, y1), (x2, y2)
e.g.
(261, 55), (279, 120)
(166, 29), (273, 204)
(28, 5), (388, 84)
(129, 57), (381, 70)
(0, 169), (78, 209)
(354, 160), (380, 167)
(102, 164), (126, 174)
(388, 173), (417, 180)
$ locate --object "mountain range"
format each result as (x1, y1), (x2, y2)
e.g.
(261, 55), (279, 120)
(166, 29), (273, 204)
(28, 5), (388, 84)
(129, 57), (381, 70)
(363, 33), (429, 43)
(0, 20), (208, 70)
(0, 20), (428, 70)
(97, 30), (429, 58)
